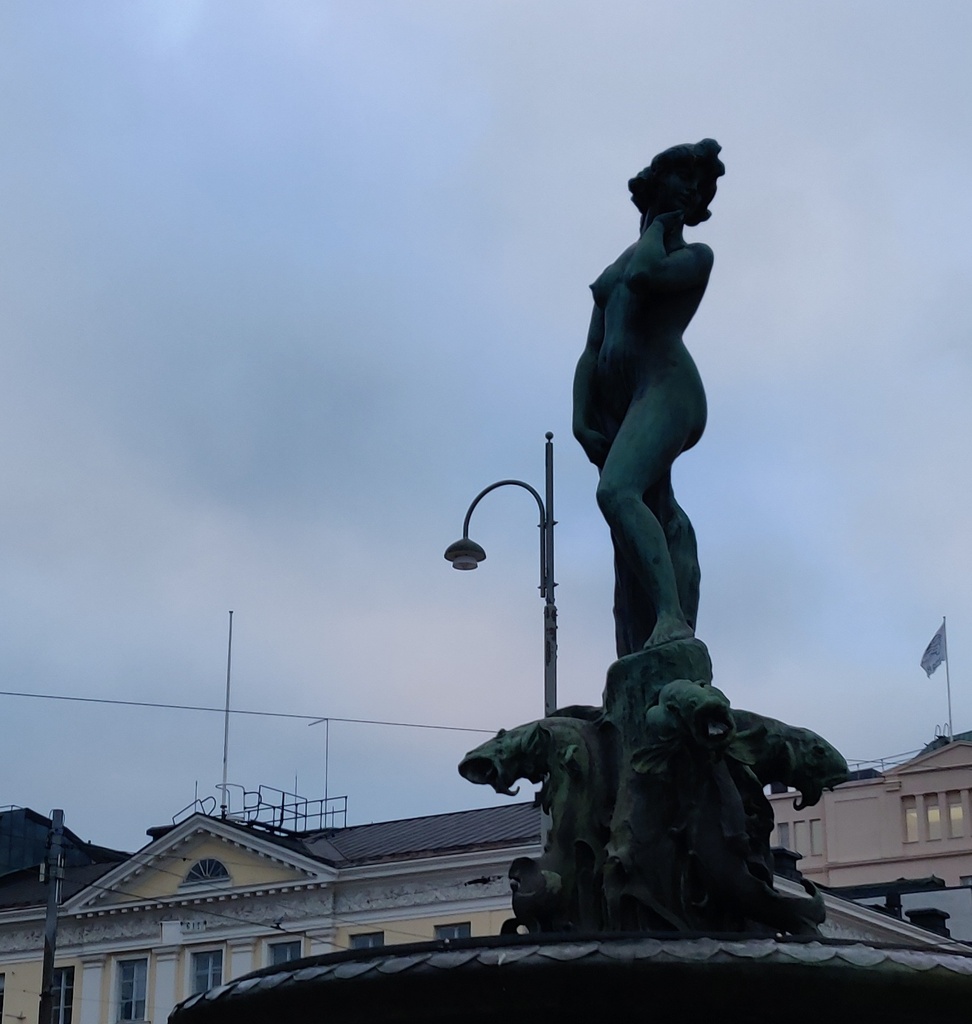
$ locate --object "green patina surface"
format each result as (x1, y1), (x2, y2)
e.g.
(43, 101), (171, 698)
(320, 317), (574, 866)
(461, 141), (848, 936)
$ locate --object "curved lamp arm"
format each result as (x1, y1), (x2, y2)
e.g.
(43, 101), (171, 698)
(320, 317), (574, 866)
(443, 433), (557, 719)
(447, 480), (547, 596)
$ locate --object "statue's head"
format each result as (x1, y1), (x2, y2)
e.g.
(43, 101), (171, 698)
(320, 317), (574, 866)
(629, 138), (725, 226)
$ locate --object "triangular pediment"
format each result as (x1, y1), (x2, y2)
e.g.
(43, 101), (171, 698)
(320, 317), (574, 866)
(889, 740), (972, 775)
(66, 814), (335, 912)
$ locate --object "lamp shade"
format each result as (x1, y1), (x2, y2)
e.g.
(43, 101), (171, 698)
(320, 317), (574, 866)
(444, 538), (487, 570)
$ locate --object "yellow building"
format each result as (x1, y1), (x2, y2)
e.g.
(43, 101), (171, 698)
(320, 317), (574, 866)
(0, 793), (966, 1024)
(0, 803), (536, 1024)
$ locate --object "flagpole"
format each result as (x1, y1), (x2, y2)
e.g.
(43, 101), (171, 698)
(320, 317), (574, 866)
(944, 616), (953, 741)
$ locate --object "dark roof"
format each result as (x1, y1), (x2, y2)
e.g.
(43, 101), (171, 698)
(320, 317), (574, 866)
(0, 861), (119, 911)
(145, 802), (540, 870)
(0, 803), (539, 910)
(919, 730), (972, 756)
(843, 768), (883, 783)
(0, 802), (536, 912)
(300, 802), (540, 866)
(0, 807), (127, 879)
(824, 876), (947, 901)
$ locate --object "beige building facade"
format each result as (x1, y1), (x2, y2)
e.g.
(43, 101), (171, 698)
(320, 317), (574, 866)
(769, 739), (972, 888)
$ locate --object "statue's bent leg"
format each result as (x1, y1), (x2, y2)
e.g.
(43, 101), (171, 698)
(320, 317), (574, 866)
(596, 400), (696, 647)
(598, 481), (687, 646)
(611, 536), (656, 655)
(664, 491), (700, 631)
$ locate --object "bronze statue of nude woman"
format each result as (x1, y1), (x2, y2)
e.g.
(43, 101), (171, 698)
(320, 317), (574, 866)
(573, 140), (725, 656)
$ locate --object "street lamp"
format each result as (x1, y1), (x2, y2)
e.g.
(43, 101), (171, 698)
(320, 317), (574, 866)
(444, 432), (558, 718)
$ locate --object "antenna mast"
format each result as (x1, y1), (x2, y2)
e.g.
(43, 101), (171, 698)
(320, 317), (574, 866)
(220, 610), (234, 818)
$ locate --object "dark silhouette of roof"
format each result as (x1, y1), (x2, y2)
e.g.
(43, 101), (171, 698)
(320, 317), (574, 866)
(0, 803), (540, 910)
(0, 807), (127, 878)
(0, 861), (120, 910)
(919, 730), (972, 756)
(303, 802), (540, 865)
(843, 767), (883, 782)
(205, 802), (541, 867)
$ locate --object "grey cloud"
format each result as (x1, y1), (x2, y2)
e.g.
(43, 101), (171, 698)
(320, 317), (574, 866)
(0, 3), (970, 848)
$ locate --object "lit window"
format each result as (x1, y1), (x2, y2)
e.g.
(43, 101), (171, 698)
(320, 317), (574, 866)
(117, 958), (147, 1021)
(948, 792), (964, 837)
(50, 966), (74, 1024)
(349, 932), (384, 950)
(191, 950), (223, 995)
(926, 797), (942, 840)
(184, 859), (230, 886)
(268, 940), (302, 966)
(902, 797), (918, 843)
(434, 922), (471, 940)
(775, 822), (790, 849)
(809, 819), (824, 856)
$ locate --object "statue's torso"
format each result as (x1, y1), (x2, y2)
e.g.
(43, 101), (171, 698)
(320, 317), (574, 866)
(590, 242), (709, 440)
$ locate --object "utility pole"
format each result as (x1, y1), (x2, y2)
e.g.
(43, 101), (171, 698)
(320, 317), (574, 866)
(38, 809), (65, 1024)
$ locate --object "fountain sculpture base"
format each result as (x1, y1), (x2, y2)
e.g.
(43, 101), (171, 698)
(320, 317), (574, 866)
(169, 933), (972, 1024)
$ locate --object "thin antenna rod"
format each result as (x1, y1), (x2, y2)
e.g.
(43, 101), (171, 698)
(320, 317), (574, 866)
(944, 616), (953, 741)
(220, 610), (234, 818)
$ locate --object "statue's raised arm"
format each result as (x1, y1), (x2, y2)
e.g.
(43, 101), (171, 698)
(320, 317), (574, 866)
(573, 139), (725, 656)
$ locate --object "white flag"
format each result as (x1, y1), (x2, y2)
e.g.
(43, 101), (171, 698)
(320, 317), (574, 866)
(921, 622), (947, 678)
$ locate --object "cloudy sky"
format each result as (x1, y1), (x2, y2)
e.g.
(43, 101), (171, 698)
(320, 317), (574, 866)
(1, 2), (971, 852)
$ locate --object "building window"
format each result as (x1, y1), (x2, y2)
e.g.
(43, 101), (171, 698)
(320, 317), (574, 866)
(117, 958), (147, 1021)
(191, 950), (223, 994)
(268, 940), (302, 966)
(809, 819), (824, 856)
(774, 822), (790, 849)
(947, 792), (964, 837)
(50, 966), (74, 1024)
(434, 922), (471, 940)
(184, 859), (230, 886)
(793, 820), (809, 856)
(926, 796), (942, 840)
(0, 974), (5, 1019)
(349, 932), (384, 950)
(902, 796), (918, 843)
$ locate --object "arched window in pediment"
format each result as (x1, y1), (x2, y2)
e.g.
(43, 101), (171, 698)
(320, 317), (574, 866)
(183, 857), (230, 886)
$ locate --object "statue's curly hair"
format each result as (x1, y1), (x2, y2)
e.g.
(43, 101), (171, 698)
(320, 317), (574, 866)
(628, 139), (725, 225)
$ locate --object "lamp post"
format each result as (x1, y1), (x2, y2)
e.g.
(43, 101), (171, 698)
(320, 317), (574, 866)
(444, 432), (558, 718)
